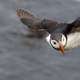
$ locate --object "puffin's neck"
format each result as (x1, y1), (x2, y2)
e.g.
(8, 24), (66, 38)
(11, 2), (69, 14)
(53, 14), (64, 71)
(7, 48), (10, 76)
(65, 32), (80, 50)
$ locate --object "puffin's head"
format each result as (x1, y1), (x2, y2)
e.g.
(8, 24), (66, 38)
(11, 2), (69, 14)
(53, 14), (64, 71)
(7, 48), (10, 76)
(50, 33), (67, 55)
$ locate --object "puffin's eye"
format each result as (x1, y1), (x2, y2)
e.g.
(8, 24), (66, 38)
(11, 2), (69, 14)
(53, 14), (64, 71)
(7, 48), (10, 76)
(51, 40), (59, 48)
(51, 40), (57, 45)
(53, 42), (56, 45)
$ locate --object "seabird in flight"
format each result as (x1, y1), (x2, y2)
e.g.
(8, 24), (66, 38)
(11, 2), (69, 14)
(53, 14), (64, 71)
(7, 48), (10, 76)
(16, 9), (80, 55)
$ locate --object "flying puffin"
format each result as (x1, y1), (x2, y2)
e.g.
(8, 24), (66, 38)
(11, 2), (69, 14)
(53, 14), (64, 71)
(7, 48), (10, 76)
(16, 9), (80, 55)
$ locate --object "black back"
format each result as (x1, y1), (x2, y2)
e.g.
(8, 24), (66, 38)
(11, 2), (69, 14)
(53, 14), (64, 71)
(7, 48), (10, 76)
(41, 17), (80, 35)
(63, 17), (80, 35)
(17, 9), (80, 37)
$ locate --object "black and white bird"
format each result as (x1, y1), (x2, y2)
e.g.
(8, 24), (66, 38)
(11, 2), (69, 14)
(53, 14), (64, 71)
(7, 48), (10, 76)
(16, 9), (80, 55)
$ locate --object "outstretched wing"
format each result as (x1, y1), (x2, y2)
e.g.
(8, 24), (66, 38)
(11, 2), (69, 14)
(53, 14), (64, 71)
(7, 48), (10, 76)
(63, 17), (80, 35)
(16, 9), (60, 37)
(16, 9), (59, 31)
(70, 17), (80, 32)
(16, 9), (40, 29)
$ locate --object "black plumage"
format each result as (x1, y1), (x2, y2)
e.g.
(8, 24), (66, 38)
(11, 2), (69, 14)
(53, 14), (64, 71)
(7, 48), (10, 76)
(16, 9), (80, 38)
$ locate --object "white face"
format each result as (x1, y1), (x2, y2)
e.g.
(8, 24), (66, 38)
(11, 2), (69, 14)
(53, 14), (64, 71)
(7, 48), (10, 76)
(50, 34), (66, 49)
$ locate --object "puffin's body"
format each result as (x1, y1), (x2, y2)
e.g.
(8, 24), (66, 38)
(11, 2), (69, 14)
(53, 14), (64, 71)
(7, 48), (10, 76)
(45, 18), (80, 50)
(16, 9), (80, 54)
(46, 32), (80, 50)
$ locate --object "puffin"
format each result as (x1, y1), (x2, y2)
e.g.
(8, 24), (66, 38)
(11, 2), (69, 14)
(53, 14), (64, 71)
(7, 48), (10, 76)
(16, 9), (80, 55)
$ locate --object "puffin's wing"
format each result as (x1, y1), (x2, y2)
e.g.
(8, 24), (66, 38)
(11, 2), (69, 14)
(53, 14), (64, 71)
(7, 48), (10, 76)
(70, 17), (80, 32)
(63, 17), (80, 34)
(16, 9), (59, 32)
(40, 19), (59, 33)
(16, 9), (65, 38)
(16, 9), (40, 29)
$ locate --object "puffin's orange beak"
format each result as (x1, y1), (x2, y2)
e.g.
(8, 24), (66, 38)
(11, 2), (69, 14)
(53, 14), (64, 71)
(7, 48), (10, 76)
(59, 42), (64, 55)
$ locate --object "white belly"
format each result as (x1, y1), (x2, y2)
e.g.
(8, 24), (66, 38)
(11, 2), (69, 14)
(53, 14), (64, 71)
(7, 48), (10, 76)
(65, 32), (80, 50)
